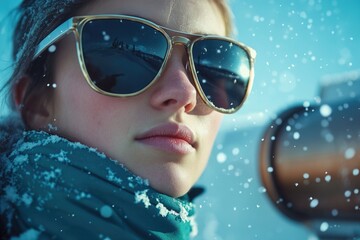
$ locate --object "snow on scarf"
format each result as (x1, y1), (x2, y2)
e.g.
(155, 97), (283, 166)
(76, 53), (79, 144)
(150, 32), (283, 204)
(0, 130), (197, 239)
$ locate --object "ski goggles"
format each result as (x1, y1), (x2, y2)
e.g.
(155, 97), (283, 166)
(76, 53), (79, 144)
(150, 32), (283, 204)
(34, 15), (256, 113)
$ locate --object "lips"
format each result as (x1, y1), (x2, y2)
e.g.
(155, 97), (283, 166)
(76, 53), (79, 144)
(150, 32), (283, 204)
(134, 123), (196, 154)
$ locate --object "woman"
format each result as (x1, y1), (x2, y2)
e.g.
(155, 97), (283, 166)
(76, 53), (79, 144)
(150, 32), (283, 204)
(0, 0), (255, 238)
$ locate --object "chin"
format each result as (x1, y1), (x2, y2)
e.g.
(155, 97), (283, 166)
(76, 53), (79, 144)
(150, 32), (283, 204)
(153, 183), (192, 198)
(148, 166), (195, 198)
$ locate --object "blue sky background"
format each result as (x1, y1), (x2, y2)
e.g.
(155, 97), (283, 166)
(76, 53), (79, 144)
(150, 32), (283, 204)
(1, 1), (359, 239)
(0, 0), (21, 113)
(231, 0), (360, 116)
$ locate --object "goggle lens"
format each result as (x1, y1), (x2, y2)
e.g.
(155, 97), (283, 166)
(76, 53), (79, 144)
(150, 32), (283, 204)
(82, 19), (168, 95)
(192, 39), (251, 110)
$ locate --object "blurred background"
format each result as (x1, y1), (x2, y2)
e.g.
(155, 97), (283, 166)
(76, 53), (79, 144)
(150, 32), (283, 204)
(1, 0), (359, 239)
(196, 1), (360, 239)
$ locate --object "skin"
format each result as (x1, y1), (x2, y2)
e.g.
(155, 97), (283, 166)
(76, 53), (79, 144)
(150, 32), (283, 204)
(38, 0), (225, 197)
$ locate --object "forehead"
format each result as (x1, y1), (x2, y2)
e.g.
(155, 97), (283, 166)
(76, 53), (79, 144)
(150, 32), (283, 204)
(78, 0), (226, 36)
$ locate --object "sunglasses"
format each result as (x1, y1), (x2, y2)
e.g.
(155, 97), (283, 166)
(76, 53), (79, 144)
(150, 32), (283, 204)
(34, 15), (256, 113)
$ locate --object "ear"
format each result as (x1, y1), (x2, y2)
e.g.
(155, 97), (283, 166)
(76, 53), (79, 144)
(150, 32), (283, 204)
(14, 76), (53, 130)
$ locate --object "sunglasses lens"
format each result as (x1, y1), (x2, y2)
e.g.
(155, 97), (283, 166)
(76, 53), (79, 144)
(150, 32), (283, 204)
(192, 39), (251, 111)
(81, 19), (168, 95)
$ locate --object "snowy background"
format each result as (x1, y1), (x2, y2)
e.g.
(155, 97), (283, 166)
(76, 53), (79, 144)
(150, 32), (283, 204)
(1, 0), (360, 239)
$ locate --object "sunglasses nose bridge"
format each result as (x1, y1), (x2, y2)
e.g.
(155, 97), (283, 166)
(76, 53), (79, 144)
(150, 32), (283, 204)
(170, 35), (192, 68)
(171, 36), (191, 48)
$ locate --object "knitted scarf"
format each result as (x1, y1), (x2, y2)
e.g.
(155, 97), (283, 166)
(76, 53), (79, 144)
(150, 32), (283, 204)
(0, 131), (197, 239)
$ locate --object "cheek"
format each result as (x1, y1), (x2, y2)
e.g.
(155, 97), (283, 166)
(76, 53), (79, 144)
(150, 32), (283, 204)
(198, 113), (223, 156)
(50, 51), (112, 141)
(202, 114), (223, 139)
(52, 77), (132, 155)
(52, 40), (112, 128)
(53, 79), (99, 138)
(54, 69), (91, 118)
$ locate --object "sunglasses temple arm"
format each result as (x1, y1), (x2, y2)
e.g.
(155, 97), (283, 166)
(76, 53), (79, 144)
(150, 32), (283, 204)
(33, 18), (75, 59)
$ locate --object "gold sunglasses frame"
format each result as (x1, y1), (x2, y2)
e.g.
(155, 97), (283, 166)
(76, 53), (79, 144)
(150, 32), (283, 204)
(34, 14), (256, 114)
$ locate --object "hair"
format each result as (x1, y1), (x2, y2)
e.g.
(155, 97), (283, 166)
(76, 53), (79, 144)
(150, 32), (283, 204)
(212, 0), (234, 37)
(3, 0), (234, 113)
(5, 0), (89, 111)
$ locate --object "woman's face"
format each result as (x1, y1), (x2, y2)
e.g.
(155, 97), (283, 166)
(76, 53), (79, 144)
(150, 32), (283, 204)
(48, 0), (225, 197)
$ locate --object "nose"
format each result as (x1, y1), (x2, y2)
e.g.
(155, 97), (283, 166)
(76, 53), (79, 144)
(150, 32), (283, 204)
(149, 46), (197, 113)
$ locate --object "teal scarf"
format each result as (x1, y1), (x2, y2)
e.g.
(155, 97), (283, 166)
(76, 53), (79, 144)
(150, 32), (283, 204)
(1, 131), (197, 239)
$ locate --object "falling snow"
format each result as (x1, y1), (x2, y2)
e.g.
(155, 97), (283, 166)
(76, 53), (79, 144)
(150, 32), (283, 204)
(0, 0), (359, 239)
